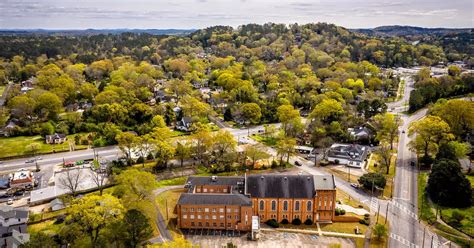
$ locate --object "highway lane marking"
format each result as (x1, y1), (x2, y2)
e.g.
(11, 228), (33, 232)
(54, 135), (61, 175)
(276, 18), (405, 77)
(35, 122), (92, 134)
(392, 201), (418, 220)
(390, 233), (419, 248)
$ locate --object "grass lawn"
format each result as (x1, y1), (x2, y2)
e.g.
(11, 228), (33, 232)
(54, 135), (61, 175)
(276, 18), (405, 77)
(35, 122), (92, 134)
(320, 222), (367, 234)
(418, 172), (436, 224)
(369, 215), (389, 248)
(367, 153), (396, 199)
(0, 134), (87, 159)
(251, 134), (279, 146)
(156, 176), (188, 188)
(440, 206), (474, 237)
(155, 188), (186, 237)
(336, 188), (366, 209)
(28, 220), (64, 235)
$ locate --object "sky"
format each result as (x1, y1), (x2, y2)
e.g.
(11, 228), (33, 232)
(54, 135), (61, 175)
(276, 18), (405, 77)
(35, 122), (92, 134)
(0, 0), (472, 29)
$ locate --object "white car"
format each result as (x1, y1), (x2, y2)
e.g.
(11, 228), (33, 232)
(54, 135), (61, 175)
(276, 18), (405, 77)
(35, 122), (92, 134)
(6, 199), (13, 205)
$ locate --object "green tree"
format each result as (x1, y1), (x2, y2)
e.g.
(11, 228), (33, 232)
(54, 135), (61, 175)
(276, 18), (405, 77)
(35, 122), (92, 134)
(121, 209), (153, 248)
(34, 91), (63, 120)
(114, 169), (157, 201)
(67, 194), (124, 248)
(175, 140), (192, 167)
(240, 103), (262, 125)
(431, 99), (474, 138)
(40, 122), (55, 136)
(115, 131), (138, 161)
(276, 105), (302, 136)
(21, 232), (57, 248)
(373, 224), (387, 241)
(409, 116), (454, 157)
(244, 144), (270, 168)
(276, 137), (296, 164)
(373, 113), (401, 149)
(358, 173), (386, 191)
(427, 159), (472, 207)
(151, 114), (166, 128)
(8, 95), (35, 121)
(310, 99), (344, 123)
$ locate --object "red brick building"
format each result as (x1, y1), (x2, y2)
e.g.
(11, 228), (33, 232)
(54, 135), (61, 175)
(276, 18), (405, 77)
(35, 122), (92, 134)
(177, 174), (336, 231)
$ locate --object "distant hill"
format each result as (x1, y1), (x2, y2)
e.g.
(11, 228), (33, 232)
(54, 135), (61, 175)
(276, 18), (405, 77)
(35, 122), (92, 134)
(352, 25), (472, 36)
(0, 29), (196, 36)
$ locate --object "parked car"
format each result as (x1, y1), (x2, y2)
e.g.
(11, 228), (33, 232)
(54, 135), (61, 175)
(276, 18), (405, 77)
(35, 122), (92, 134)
(36, 157), (43, 160)
(350, 183), (360, 188)
(257, 129), (264, 133)
(294, 161), (302, 166)
(402, 130), (405, 134)
(6, 199), (13, 205)
(25, 159), (36, 163)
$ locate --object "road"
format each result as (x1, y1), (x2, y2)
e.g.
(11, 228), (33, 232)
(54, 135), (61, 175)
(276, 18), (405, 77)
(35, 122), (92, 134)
(0, 146), (121, 173)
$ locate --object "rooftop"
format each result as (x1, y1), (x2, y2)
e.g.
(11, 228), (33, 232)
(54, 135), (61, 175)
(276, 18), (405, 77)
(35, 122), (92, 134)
(246, 174), (316, 199)
(178, 193), (252, 206)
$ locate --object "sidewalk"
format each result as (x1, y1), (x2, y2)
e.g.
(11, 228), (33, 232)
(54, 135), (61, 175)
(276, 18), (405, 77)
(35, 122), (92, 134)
(261, 227), (365, 239)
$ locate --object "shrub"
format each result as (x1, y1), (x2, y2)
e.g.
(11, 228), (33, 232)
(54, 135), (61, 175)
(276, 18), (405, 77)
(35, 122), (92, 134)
(266, 219), (279, 228)
(304, 219), (313, 225)
(319, 160), (329, 166)
(146, 153), (154, 160)
(335, 208), (346, 216)
(136, 156), (145, 164)
(364, 213), (370, 218)
(271, 160), (278, 168)
(281, 219), (289, 224)
(334, 159), (340, 164)
(358, 172), (386, 190)
(291, 218), (302, 225)
(359, 219), (369, 226)
(449, 210), (465, 227)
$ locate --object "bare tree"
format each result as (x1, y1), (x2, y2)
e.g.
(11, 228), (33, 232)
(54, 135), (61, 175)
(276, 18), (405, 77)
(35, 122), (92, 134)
(89, 161), (109, 196)
(58, 168), (84, 196)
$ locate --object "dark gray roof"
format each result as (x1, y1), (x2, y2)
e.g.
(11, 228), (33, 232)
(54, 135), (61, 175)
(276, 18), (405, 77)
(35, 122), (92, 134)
(186, 176), (244, 187)
(246, 175), (316, 199)
(327, 144), (368, 162)
(313, 175), (336, 190)
(0, 206), (28, 219)
(177, 193), (252, 206)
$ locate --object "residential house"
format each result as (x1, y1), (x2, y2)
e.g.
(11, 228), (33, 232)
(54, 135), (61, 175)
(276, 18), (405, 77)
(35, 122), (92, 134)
(176, 174), (336, 232)
(348, 126), (375, 144)
(0, 206), (29, 248)
(45, 133), (67, 144)
(9, 170), (34, 189)
(326, 143), (369, 168)
(176, 117), (193, 132)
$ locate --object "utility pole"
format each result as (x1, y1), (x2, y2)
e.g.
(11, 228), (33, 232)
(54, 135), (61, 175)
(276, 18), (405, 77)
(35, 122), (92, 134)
(376, 204), (381, 223)
(371, 177), (375, 196)
(165, 199), (169, 220)
(430, 235), (434, 248)
(390, 177), (394, 198)
(347, 166), (351, 182)
(422, 226), (426, 248)
(385, 203), (389, 224)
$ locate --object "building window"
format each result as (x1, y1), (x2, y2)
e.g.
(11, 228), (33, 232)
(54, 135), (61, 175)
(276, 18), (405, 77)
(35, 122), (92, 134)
(234, 209), (239, 213)
(227, 208), (231, 213)
(203, 188), (207, 192)
(227, 215), (232, 219)
(220, 223), (224, 227)
(205, 222), (209, 227)
(307, 215), (311, 220)
(210, 189), (214, 192)
(295, 201), (300, 211)
(191, 222), (195, 226)
(259, 200), (265, 211)
(212, 215), (216, 220)
(223, 188), (227, 193)
(190, 215), (195, 219)
(220, 215), (224, 220)
(213, 223), (217, 227)
(198, 222), (202, 227)
(219, 208), (224, 213)
(182, 208), (187, 212)
(212, 208), (216, 213)
(205, 208), (209, 212)
(235, 215), (239, 220)
(197, 215), (202, 219)
(227, 223), (231, 227)
(196, 188), (201, 192)
(307, 201), (312, 211)
(283, 201), (288, 211)
(271, 200), (276, 211)
(205, 215), (209, 220)
(197, 208), (202, 212)
(183, 215), (187, 219)
(190, 208), (194, 212)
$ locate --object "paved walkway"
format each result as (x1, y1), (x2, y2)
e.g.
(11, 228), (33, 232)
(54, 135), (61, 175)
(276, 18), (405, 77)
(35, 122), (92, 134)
(336, 203), (369, 216)
(149, 185), (184, 244)
(261, 227), (365, 239)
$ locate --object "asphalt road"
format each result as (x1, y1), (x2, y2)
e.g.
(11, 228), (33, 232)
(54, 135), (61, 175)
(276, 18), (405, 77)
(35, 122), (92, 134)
(0, 146), (121, 173)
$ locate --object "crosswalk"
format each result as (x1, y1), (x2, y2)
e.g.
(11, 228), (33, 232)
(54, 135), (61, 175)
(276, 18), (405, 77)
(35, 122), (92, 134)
(390, 233), (420, 248)
(391, 200), (418, 220)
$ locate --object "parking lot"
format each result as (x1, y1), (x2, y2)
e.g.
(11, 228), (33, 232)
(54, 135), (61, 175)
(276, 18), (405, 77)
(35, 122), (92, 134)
(185, 230), (357, 247)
